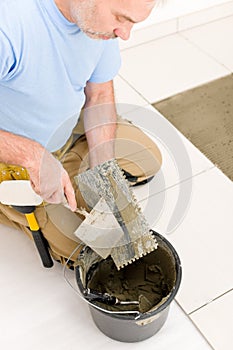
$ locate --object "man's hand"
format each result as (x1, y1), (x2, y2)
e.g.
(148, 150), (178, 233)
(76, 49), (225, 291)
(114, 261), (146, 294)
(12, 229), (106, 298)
(27, 149), (77, 211)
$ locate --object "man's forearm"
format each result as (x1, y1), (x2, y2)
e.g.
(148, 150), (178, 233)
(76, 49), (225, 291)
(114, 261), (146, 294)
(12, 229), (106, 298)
(83, 80), (117, 168)
(0, 129), (43, 168)
(0, 129), (77, 209)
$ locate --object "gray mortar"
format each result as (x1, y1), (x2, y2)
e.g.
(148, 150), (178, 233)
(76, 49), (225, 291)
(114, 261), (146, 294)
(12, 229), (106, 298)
(86, 240), (176, 313)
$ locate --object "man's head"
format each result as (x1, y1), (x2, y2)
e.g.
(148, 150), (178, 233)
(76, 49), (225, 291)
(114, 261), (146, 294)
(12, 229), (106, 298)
(57, 0), (156, 40)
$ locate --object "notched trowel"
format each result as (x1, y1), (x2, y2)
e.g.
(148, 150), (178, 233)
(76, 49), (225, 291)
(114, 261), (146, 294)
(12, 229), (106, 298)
(74, 159), (158, 270)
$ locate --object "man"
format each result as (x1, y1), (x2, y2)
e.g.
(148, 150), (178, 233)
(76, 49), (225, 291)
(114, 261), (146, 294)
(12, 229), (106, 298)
(0, 0), (162, 265)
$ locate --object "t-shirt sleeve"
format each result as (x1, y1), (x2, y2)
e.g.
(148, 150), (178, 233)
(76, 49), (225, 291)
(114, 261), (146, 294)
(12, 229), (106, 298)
(88, 38), (121, 83)
(0, 29), (16, 80)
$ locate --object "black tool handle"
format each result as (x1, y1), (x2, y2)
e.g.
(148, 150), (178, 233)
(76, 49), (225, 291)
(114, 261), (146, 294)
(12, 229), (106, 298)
(83, 289), (117, 305)
(30, 229), (54, 268)
(13, 205), (53, 268)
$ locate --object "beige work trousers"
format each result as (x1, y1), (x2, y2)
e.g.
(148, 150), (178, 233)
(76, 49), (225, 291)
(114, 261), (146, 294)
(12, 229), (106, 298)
(0, 117), (162, 267)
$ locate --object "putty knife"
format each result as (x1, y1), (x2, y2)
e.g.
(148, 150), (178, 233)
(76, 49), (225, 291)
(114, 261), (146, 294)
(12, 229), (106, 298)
(73, 197), (124, 258)
(45, 199), (123, 259)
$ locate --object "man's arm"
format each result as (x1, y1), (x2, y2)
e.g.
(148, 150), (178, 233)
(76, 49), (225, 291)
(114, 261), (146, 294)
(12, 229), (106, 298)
(83, 80), (117, 168)
(0, 130), (77, 210)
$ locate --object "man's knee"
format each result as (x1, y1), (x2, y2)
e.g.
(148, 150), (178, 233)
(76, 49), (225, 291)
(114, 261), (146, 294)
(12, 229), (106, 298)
(115, 118), (162, 184)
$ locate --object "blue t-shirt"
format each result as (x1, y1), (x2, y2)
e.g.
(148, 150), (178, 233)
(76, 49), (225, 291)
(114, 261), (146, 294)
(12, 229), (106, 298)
(0, 0), (121, 151)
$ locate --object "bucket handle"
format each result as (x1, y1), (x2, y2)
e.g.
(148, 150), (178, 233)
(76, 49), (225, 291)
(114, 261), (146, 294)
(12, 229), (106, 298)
(62, 244), (141, 319)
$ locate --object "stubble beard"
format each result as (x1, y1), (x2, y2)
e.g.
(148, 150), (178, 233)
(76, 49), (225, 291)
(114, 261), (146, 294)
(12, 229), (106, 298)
(70, 1), (116, 40)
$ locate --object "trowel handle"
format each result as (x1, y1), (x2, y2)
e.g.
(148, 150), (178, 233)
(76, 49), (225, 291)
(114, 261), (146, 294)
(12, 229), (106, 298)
(84, 288), (117, 305)
(30, 227), (54, 268)
(12, 205), (53, 268)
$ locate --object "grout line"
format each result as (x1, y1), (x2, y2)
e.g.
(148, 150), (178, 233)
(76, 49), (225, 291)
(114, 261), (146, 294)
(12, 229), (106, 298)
(178, 30), (233, 73)
(179, 288), (233, 350)
(188, 288), (233, 316)
(138, 166), (216, 202)
(119, 29), (179, 52)
(117, 74), (151, 105)
(177, 3), (233, 32)
(174, 300), (216, 350)
(178, 13), (233, 33)
(119, 17), (178, 52)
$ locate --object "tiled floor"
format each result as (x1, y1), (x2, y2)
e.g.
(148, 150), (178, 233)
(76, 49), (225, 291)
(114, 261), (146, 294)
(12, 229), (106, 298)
(119, 33), (229, 103)
(116, 14), (233, 350)
(1, 11), (233, 350)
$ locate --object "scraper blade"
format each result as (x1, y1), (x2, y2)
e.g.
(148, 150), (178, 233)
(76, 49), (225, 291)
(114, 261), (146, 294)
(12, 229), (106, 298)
(73, 197), (123, 259)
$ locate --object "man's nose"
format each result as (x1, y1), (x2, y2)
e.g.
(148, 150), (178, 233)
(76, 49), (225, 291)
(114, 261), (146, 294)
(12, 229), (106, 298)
(114, 23), (134, 41)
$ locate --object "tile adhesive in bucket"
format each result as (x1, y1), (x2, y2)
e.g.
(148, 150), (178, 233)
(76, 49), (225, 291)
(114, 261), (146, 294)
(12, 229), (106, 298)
(75, 231), (182, 342)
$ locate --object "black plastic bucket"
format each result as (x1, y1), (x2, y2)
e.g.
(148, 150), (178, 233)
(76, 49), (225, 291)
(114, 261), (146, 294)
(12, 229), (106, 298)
(75, 231), (182, 342)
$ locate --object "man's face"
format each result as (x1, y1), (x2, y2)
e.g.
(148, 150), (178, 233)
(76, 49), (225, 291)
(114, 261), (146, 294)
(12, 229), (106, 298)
(70, 0), (156, 40)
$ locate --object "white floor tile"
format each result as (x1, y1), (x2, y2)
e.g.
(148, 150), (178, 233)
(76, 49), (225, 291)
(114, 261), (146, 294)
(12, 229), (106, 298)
(133, 177), (187, 236)
(113, 75), (148, 115)
(119, 33), (230, 103)
(181, 15), (233, 71)
(159, 167), (233, 314)
(190, 290), (233, 350)
(0, 224), (211, 350)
